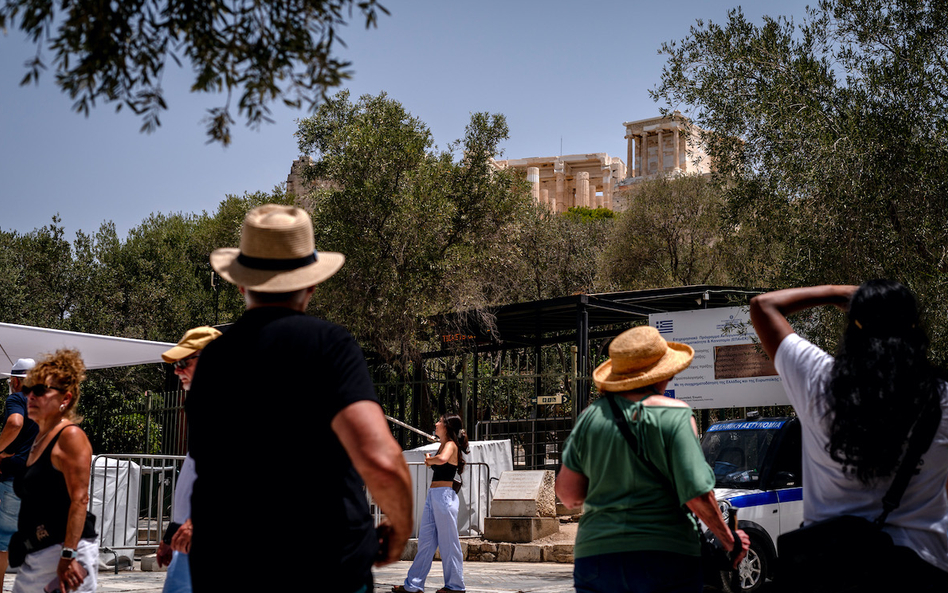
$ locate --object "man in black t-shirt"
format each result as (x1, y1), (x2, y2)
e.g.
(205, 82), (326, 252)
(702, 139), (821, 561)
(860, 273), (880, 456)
(186, 205), (412, 593)
(0, 357), (39, 588)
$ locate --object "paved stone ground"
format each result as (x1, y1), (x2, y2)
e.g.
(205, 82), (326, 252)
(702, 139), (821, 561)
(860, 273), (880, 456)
(3, 561), (579, 593)
(374, 560), (576, 593)
(0, 556), (769, 592)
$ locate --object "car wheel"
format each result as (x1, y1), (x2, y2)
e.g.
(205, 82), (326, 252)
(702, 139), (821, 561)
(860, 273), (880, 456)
(720, 535), (768, 593)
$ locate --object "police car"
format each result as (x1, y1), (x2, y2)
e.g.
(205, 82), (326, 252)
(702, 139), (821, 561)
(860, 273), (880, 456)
(701, 414), (803, 592)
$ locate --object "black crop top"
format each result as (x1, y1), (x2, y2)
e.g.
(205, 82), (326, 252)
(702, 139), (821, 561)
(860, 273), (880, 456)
(14, 425), (97, 549)
(431, 461), (458, 482)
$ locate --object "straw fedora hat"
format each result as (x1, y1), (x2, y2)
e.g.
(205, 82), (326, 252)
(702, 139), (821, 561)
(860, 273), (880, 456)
(210, 204), (344, 293)
(593, 326), (694, 392)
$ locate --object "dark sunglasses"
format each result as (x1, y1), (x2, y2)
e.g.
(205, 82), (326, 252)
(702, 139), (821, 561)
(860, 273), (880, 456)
(23, 384), (65, 397)
(172, 354), (200, 370)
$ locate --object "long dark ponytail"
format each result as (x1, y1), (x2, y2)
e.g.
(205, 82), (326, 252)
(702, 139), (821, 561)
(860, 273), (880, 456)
(826, 280), (939, 485)
(440, 414), (470, 474)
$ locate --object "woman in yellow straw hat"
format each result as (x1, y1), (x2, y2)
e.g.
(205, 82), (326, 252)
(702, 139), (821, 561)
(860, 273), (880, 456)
(556, 325), (747, 593)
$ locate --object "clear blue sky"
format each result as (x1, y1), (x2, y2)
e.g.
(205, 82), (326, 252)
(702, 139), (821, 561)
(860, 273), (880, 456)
(0, 0), (813, 240)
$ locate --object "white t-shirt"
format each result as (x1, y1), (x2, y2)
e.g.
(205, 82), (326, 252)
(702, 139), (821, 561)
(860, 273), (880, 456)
(172, 453), (197, 524)
(775, 333), (948, 572)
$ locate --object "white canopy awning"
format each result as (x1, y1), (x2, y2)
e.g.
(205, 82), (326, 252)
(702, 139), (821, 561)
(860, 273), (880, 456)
(0, 322), (175, 376)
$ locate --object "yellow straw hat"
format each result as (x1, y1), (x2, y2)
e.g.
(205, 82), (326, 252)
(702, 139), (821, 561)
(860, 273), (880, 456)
(593, 326), (694, 392)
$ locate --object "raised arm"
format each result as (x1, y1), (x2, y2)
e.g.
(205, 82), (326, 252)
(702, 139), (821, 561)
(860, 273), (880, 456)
(332, 400), (413, 566)
(749, 285), (858, 360)
(425, 441), (456, 466)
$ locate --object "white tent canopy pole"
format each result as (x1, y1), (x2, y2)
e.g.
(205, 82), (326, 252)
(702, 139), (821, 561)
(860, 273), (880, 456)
(386, 415), (437, 443)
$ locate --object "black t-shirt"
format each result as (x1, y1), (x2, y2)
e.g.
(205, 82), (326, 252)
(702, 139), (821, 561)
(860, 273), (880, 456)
(186, 307), (380, 592)
(0, 391), (39, 481)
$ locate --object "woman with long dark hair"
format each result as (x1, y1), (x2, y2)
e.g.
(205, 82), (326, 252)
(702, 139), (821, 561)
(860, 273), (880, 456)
(751, 281), (948, 588)
(394, 414), (470, 593)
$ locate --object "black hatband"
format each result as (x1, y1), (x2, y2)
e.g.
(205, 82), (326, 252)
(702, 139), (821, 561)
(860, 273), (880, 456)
(236, 250), (318, 271)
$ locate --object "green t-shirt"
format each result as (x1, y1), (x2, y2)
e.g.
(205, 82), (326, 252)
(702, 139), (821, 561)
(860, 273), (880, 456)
(561, 396), (714, 559)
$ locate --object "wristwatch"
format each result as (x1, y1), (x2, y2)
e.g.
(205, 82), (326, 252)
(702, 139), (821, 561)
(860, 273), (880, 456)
(61, 547), (78, 560)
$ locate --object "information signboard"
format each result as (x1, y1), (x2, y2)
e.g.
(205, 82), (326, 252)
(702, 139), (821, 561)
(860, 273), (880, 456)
(648, 307), (788, 409)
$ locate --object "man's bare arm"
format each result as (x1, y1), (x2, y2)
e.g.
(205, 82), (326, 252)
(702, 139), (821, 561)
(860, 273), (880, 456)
(0, 413), (24, 457)
(332, 400), (413, 566)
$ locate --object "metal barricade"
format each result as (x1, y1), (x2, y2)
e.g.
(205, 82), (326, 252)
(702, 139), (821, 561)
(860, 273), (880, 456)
(88, 454), (185, 570)
(368, 461), (492, 539)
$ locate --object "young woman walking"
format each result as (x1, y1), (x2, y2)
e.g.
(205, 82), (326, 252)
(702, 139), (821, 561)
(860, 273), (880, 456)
(395, 414), (469, 593)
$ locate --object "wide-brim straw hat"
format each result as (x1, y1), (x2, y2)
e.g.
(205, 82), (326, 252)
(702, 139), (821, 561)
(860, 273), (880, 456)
(210, 204), (344, 293)
(162, 326), (223, 363)
(593, 326), (694, 392)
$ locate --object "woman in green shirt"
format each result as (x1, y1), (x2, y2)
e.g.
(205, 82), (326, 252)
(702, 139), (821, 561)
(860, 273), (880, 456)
(556, 326), (748, 593)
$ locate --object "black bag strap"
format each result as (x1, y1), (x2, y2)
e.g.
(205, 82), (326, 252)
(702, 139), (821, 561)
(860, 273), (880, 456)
(876, 395), (942, 524)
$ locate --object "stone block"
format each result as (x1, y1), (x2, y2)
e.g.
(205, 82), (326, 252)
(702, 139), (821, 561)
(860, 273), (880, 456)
(543, 544), (574, 563)
(483, 516), (559, 543)
(497, 542), (513, 562)
(491, 470), (556, 518)
(512, 545), (542, 562)
(556, 501), (581, 516)
(139, 554), (166, 572)
(401, 539), (417, 561)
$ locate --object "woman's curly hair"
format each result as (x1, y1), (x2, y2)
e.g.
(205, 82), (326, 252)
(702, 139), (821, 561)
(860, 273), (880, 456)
(26, 349), (87, 422)
(825, 280), (938, 485)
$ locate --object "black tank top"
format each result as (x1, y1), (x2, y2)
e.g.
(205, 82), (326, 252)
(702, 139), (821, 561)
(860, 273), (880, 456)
(14, 425), (97, 546)
(431, 461), (458, 482)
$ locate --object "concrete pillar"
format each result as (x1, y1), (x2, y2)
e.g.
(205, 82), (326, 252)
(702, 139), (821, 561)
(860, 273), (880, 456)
(577, 172), (590, 208)
(540, 188), (550, 209)
(673, 128), (680, 171)
(527, 167), (540, 203)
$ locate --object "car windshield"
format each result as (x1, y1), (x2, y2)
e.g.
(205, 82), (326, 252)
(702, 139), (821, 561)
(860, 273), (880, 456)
(701, 421), (783, 489)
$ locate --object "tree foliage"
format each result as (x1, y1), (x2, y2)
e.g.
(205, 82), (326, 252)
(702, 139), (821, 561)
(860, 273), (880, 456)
(604, 175), (731, 289)
(0, 190), (292, 452)
(564, 206), (616, 223)
(512, 206), (614, 300)
(0, 0), (388, 144)
(653, 0), (948, 358)
(296, 91), (537, 367)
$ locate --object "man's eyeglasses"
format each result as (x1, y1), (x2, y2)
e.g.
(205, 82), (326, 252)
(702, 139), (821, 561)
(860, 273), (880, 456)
(23, 384), (65, 397)
(173, 354), (200, 370)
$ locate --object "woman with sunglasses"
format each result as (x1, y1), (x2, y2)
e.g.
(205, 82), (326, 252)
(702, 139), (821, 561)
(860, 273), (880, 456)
(10, 349), (97, 593)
